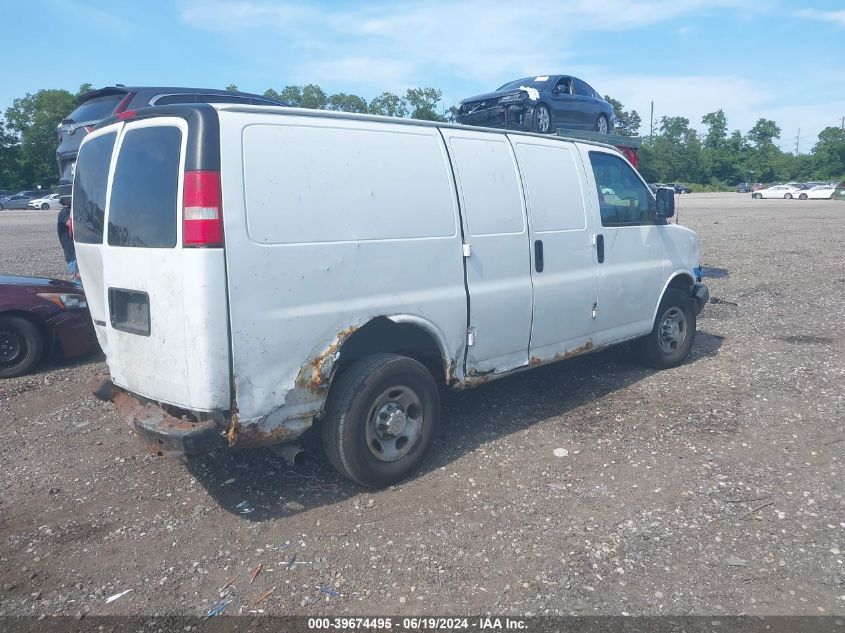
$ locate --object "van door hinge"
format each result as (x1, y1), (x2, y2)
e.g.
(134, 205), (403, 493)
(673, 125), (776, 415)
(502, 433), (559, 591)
(592, 302), (598, 319)
(467, 327), (476, 346)
(462, 243), (472, 257)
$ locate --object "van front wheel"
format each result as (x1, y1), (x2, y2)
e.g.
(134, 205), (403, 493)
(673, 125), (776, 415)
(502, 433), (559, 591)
(633, 288), (696, 369)
(321, 353), (440, 488)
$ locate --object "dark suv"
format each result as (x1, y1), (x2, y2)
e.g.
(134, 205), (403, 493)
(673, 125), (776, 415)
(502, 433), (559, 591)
(56, 86), (285, 204)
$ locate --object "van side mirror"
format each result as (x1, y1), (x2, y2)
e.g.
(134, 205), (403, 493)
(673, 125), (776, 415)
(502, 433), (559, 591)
(655, 187), (675, 219)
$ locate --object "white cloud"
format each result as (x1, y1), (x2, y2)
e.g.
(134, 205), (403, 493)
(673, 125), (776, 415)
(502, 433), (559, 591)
(180, 0), (756, 86)
(794, 8), (845, 27)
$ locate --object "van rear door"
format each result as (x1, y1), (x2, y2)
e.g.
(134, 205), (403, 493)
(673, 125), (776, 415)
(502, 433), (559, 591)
(73, 115), (230, 412)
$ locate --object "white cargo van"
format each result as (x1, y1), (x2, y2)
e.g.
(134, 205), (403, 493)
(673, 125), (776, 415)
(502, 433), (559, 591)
(73, 104), (708, 487)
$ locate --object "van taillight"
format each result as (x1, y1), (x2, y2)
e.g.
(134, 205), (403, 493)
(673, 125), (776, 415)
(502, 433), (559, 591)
(183, 170), (223, 247)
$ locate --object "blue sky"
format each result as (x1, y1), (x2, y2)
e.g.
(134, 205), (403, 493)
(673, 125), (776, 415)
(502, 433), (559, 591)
(3, 0), (844, 151)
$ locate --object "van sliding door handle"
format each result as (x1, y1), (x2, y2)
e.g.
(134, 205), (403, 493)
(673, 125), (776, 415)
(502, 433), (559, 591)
(534, 240), (544, 273)
(596, 234), (605, 264)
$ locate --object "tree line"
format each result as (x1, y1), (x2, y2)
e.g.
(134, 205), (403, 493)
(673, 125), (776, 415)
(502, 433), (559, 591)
(1, 83), (843, 191)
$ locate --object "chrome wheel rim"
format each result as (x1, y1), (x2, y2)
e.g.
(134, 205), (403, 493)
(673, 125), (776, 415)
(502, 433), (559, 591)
(365, 385), (424, 462)
(597, 117), (608, 133)
(0, 328), (23, 366)
(658, 307), (687, 355)
(537, 107), (550, 132)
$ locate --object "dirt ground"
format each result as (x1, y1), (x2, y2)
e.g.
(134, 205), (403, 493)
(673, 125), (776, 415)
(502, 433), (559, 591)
(0, 194), (843, 618)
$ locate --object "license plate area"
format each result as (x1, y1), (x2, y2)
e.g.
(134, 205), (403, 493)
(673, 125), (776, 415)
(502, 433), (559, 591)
(108, 288), (150, 336)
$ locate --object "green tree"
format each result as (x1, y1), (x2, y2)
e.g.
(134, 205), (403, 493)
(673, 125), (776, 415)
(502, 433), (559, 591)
(368, 92), (408, 118)
(811, 126), (845, 179)
(701, 110), (728, 150)
(745, 118), (782, 182)
(603, 95), (641, 136)
(301, 84), (328, 110)
(405, 87), (446, 121)
(76, 83), (93, 98)
(0, 118), (22, 188)
(225, 84), (239, 92)
(3, 89), (76, 188)
(327, 92), (369, 113)
(264, 85), (304, 107)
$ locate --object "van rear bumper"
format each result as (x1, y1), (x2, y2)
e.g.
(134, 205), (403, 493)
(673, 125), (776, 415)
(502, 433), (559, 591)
(92, 376), (223, 458)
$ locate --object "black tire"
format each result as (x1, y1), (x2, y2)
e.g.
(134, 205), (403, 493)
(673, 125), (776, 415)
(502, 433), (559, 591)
(799, 193), (808, 200)
(41, 203), (49, 210)
(321, 353), (440, 488)
(0, 316), (44, 378)
(633, 288), (696, 370)
(595, 114), (609, 134)
(533, 104), (551, 134)
(784, 193), (793, 199)
(0, 203), (4, 210)
(752, 193), (762, 199)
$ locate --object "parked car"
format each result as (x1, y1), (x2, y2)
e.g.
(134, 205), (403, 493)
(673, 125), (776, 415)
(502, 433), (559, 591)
(736, 182), (750, 193)
(0, 275), (96, 377)
(56, 85), (288, 205)
(0, 190), (11, 199)
(28, 193), (62, 210)
(752, 182), (764, 191)
(456, 75), (615, 135)
(666, 183), (692, 194)
(0, 191), (49, 210)
(752, 184), (801, 199)
(785, 182), (810, 190)
(76, 103), (708, 487)
(798, 185), (835, 200)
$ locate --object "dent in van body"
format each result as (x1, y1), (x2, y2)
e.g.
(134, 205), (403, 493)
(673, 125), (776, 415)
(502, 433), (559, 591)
(225, 317), (464, 449)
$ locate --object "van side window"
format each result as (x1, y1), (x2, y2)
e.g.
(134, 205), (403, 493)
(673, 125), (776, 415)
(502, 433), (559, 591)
(72, 132), (116, 244)
(588, 151), (653, 227)
(108, 126), (181, 248)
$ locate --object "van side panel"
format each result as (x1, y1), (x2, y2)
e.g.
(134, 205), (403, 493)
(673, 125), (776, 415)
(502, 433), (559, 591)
(218, 112), (467, 429)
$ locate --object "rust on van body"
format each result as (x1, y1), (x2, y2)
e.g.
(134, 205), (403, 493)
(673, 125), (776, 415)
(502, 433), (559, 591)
(295, 325), (359, 393)
(226, 326), (360, 449)
(457, 339), (595, 390)
(529, 339), (594, 366)
(114, 390), (220, 459)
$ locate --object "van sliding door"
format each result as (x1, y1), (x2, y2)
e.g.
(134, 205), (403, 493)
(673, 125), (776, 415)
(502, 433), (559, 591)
(440, 128), (533, 375)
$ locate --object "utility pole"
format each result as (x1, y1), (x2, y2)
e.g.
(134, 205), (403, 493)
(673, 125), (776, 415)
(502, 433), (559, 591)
(650, 101), (654, 138)
(795, 128), (800, 155)
(841, 116), (844, 131)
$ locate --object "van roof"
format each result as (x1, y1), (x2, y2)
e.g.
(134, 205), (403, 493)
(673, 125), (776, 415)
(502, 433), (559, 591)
(210, 103), (621, 152)
(98, 102), (620, 154)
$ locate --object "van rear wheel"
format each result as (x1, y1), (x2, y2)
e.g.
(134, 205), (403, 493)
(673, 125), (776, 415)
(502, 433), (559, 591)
(633, 288), (695, 369)
(321, 353), (439, 488)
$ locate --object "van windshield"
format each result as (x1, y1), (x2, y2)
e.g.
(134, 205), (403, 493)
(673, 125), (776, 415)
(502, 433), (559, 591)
(108, 126), (181, 248)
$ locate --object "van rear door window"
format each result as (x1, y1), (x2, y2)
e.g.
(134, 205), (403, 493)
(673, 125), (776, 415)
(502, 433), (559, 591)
(108, 126), (181, 248)
(72, 131), (116, 244)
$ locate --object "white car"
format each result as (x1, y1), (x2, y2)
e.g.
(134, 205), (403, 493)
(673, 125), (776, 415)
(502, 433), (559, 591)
(27, 193), (62, 210)
(798, 185), (835, 200)
(751, 185), (801, 199)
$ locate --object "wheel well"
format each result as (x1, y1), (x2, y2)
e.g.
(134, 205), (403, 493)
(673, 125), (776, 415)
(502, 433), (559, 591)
(667, 274), (694, 293)
(333, 317), (447, 385)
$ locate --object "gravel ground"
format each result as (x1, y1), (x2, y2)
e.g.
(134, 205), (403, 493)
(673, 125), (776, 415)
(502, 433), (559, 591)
(0, 194), (843, 618)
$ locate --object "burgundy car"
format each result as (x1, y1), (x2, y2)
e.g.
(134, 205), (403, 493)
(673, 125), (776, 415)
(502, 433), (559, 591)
(0, 275), (97, 378)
